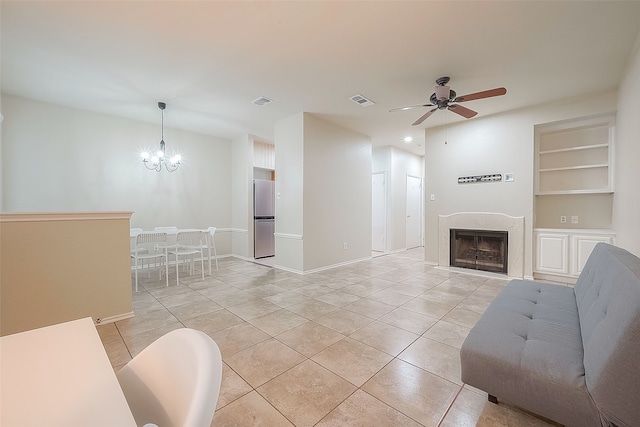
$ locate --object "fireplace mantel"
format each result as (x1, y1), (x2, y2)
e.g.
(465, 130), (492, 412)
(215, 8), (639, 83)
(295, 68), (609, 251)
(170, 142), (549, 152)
(439, 212), (524, 278)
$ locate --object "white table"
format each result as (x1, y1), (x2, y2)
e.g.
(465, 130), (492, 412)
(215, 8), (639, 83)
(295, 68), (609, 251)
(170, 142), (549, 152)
(0, 317), (136, 426)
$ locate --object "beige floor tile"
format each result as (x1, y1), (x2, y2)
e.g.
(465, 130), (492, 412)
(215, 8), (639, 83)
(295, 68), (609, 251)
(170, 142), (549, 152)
(286, 299), (340, 320)
(440, 388), (558, 427)
(419, 289), (467, 306)
(456, 293), (494, 314)
(216, 362), (253, 410)
(276, 322), (345, 357)
(343, 298), (395, 319)
(342, 278), (396, 297)
(168, 300), (223, 321)
(348, 321), (420, 356)
(315, 389), (422, 427)
(121, 324), (184, 357)
(257, 359), (357, 427)
(156, 290), (210, 308)
(225, 299), (281, 321)
(102, 337), (131, 367)
(271, 277), (308, 290)
(212, 390), (294, 427)
(210, 291), (262, 308)
(263, 290), (312, 308)
(144, 283), (193, 299)
(244, 283), (289, 298)
(181, 309), (245, 335)
(247, 309), (309, 336)
(132, 297), (166, 316)
(197, 286), (236, 300)
(423, 320), (471, 349)
(378, 307), (439, 335)
(398, 336), (463, 385)
(209, 322), (271, 358)
(116, 309), (181, 339)
(442, 307), (483, 329)
(400, 297), (456, 318)
(312, 337), (393, 386)
(385, 283), (427, 297)
(225, 338), (305, 387)
(96, 322), (121, 344)
(433, 281), (481, 297)
(313, 290), (362, 307)
(366, 289), (415, 306)
(314, 308), (373, 335)
(295, 284), (335, 297)
(362, 359), (460, 426)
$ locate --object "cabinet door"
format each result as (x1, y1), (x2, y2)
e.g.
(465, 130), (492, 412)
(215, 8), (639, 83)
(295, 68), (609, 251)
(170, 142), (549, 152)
(571, 235), (614, 276)
(535, 233), (569, 274)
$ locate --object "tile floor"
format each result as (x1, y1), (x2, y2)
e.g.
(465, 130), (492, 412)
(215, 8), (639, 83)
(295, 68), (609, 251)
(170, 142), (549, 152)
(98, 248), (560, 427)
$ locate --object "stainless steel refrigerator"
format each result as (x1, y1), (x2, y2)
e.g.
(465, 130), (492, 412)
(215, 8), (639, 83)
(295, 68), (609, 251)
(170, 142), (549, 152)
(254, 179), (275, 258)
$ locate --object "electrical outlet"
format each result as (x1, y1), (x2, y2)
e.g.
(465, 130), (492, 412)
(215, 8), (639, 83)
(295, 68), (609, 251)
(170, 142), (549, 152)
(560, 216), (567, 223)
(343, 242), (347, 250)
(571, 216), (579, 224)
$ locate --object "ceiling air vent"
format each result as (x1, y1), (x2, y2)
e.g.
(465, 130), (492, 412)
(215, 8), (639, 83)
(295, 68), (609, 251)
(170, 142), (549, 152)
(252, 96), (273, 106)
(349, 94), (375, 107)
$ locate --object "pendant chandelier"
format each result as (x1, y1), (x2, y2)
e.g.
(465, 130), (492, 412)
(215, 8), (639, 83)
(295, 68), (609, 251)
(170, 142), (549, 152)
(141, 102), (181, 172)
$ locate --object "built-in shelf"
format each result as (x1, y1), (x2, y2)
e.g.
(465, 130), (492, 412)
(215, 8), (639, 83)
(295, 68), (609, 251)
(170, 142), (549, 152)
(535, 115), (615, 195)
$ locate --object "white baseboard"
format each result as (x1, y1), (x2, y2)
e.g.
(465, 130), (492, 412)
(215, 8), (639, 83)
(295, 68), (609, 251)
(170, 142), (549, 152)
(94, 311), (134, 325)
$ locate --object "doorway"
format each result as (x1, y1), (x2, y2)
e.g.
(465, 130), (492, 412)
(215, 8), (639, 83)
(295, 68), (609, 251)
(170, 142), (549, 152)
(372, 172), (386, 253)
(406, 175), (422, 249)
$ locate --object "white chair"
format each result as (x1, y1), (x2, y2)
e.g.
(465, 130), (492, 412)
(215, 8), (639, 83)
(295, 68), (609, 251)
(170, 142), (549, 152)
(191, 227), (219, 275)
(168, 231), (205, 285)
(153, 226), (178, 250)
(116, 328), (222, 427)
(130, 228), (148, 269)
(131, 232), (169, 292)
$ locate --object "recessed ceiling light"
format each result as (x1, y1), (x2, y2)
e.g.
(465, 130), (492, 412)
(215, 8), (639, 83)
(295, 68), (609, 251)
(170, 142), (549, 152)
(404, 136), (413, 143)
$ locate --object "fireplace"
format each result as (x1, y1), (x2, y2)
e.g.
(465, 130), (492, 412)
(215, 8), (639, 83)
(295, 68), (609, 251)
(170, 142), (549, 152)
(450, 229), (508, 274)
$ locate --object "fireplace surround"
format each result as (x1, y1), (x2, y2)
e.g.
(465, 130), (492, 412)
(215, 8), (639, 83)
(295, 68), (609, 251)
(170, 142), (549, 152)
(438, 212), (525, 278)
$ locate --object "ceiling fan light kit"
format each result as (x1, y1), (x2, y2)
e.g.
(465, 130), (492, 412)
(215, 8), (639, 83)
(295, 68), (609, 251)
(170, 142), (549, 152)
(391, 76), (507, 126)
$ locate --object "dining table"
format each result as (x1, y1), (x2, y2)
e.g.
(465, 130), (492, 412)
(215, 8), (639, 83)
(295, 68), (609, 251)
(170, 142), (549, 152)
(0, 317), (137, 426)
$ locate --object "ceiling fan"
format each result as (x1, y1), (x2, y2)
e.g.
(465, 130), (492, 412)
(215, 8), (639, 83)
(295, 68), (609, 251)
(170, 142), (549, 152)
(390, 77), (507, 126)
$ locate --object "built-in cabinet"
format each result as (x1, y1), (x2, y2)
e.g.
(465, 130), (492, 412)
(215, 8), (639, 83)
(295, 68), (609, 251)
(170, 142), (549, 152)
(535, 115), (615, 195)
(534, 229), (615, 281)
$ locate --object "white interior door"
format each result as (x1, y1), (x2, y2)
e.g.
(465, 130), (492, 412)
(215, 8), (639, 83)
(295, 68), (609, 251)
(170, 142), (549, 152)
(406, 175), (422, 249)
(372, 172), (386, 252)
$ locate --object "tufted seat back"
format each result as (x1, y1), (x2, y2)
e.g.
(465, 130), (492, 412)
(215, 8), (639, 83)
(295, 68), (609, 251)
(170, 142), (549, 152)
(574, 243), (640, 427)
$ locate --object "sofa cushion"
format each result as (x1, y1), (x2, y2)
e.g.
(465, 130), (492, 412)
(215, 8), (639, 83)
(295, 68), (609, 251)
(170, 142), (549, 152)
(460, 280), (600, 426)
(574, 243), (640, 427)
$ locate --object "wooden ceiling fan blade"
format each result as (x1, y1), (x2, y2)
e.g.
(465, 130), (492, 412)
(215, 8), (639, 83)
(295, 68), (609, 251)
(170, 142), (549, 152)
(448, 104), (477, 119)
(454, 87), (506, 102)
(412, 108), (438, 126)
(390, 103), (434, 112)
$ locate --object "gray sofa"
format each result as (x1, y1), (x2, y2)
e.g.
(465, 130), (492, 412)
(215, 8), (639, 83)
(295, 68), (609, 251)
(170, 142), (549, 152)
(460, 243), (640, 427)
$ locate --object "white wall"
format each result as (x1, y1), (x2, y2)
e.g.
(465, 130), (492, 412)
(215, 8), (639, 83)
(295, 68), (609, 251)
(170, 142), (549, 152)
(372, 146), (424, 253)
(274, 113), (305, 272)
(231, 134), (253, 258)
(275, 112), (371, 273)
(613, 37), (640, 256)
(303, 113), (371, 271)
(2, 95), (233, 251)
(424, 90), (618, 278)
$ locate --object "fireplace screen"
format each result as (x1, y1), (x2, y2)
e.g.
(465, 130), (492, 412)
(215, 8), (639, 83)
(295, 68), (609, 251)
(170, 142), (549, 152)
(450, 229), (508, 274)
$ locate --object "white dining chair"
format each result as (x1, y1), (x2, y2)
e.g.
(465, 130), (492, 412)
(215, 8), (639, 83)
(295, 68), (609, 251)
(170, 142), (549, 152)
(168, 230), (205, 285)
(191, 227), (219, 275)
(130, 232), (169, 292)
(116, 328), (222, 427)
